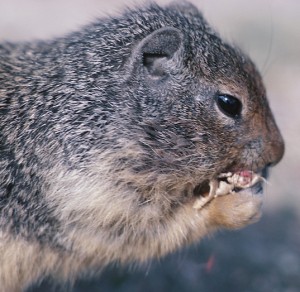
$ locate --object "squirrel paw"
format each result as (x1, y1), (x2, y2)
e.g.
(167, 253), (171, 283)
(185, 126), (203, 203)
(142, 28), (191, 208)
(208, 191), (263, 229)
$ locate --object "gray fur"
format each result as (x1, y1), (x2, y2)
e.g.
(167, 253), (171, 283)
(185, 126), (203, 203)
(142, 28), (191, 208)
(0, 2), (284, 291)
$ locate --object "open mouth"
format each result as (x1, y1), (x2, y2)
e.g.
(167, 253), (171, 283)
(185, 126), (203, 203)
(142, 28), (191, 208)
(193, 170), (265, 210)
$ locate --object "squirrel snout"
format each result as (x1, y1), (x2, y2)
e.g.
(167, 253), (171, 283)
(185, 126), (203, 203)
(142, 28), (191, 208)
(267, 136), (285, 167)
(248, 107), (285, 168)
(243, 120), (284, 171)
(264, 117), (285, 167)
(256, 131), (284, 169)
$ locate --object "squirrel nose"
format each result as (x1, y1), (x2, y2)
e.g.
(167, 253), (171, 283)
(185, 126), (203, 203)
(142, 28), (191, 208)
(264, 117), (285, 167)
(267, 134), (285, 167)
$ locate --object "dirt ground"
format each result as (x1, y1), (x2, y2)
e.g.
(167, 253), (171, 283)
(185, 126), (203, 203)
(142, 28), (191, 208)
(0, 0), (299, 291)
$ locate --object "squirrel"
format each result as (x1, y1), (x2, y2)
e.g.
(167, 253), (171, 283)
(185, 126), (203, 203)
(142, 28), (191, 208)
(0, 1), (284, 291)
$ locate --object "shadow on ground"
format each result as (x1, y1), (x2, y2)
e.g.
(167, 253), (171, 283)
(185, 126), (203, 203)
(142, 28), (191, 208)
(28, 207), (300, 292)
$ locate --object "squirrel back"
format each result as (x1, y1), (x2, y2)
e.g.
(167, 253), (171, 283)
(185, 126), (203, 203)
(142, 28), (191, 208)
(0, 2), (284, 291)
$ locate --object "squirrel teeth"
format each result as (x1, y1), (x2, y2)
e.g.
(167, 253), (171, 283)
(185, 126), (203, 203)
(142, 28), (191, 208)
(193, 171), (264, 210)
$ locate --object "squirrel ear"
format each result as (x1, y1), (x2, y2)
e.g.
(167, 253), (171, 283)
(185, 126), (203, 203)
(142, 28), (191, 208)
(134, 27), (183, 80)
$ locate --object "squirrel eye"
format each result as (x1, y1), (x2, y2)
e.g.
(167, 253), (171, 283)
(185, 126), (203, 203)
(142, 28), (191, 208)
(216, 94), (242, 118)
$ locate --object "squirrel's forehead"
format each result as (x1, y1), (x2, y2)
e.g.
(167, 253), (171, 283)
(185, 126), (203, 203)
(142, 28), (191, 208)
(191, 40), (264, 96)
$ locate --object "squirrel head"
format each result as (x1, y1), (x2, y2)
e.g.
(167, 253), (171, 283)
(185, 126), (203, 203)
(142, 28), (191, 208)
(116, 4), (284, 189)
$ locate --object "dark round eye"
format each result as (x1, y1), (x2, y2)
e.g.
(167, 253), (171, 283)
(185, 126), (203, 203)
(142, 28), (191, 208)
(216, 94), (242, 118)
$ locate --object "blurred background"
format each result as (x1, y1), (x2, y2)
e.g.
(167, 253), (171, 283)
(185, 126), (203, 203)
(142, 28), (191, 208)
(0, 0), (299, 291)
